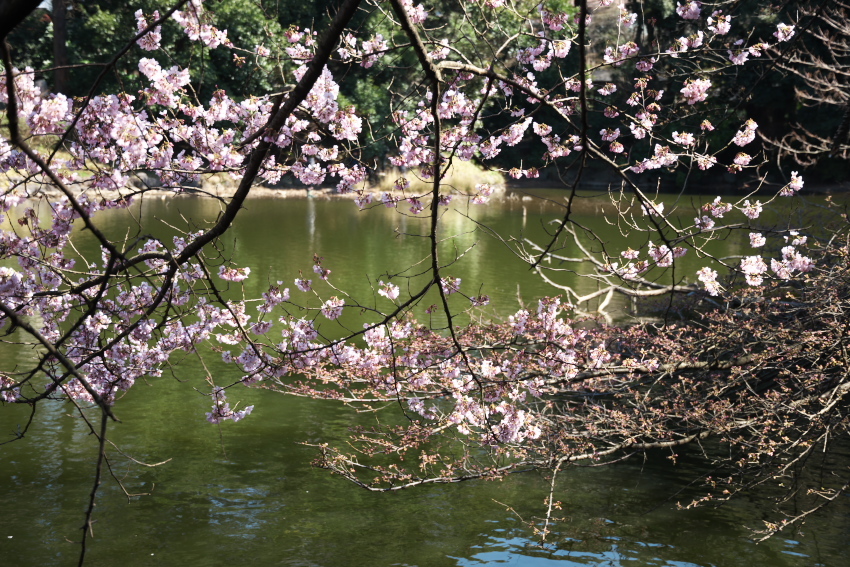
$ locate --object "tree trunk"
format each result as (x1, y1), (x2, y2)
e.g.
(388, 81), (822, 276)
(52, 0), (70, 94)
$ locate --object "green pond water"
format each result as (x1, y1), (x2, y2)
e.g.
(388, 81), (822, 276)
(0, 190), (847, 566)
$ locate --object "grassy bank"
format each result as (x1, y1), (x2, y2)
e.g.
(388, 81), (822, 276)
(371, 160), (505, 194)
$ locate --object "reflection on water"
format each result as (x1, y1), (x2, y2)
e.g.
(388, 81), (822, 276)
(0, 194), (847, 566)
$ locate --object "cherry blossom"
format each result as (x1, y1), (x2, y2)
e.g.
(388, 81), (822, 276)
(707, 11), (732, 35)
(219, 266), (251, 282)
(206, 387), (254, 424)
(733, 153), (753, 166)
(647, 243), (672, 267)
(704, 197), (733, 217)
(598, 83), (617, 96)
(729, 44), (750, 65)
(750, 233), (766, 247)
(259, 284), (290, 313)
(740, 256), (769, 285)
(440, 277), (462, 295)
(695, 154), (717, 170)
(400, 0), (428, 24)
(774, 23), (796, 42)
(619, 8), (637, 27)
(681, 78), (711, 105)
(740, 200), (763, 219)
(673, 131), (695, 146)
(378, 281), (400, 301)
(173, 0), (230, 49)
(732, 119), (758, 146)
(135, 10), (162, 51)
(551, 40), (571, 58)
(313, 262), (331, 281)
(636, 58), (657, 72)
(781, 171), (805, 196)
(695, 215), (715, 230)
(321, 297), (345, 320)
(600, 127), (620, 142)
(697, 267), (722, 296)
(676, 1), (701, 20)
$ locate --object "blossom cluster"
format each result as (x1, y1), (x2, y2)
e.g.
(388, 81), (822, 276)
(226, 298), (618, 445)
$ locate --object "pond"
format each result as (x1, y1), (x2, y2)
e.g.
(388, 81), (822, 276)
(0, 190), (847, 566)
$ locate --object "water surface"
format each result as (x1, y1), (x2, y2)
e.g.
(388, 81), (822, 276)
(0, 192), (846, 566)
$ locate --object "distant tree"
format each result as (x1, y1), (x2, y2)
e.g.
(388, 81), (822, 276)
(763, 0), (850, 170)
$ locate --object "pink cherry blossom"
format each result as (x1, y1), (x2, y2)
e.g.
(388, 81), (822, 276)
(676, 1), (701, 20)
(732, 119), (758, 146)
(619, 9), (637, 27)
(673, 131), (695, 146)
(551, 40), (571, 58)
(697, 267), (722, 296)
(600, 128), (620, 142)
(781, 171), (804, 196)
(440, 277), (462, 295)
(681, 78), (711, 105)
(740, 200), (763, 220)
(740, 256), (768, 285)
(750, 233), (766, 247)
(321, 297), (345, 320)
(728, 48), (750, 65)
(733, 153), (752, 166)
(695, 215), (715, 230)
(707, 11), (732, 34)
(219, 265), (251, 282)
(774, 23), (796, 42)
(206, 387), (253, 424)
(378, 281), (400, 300)
(135, 10), (162, 51)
